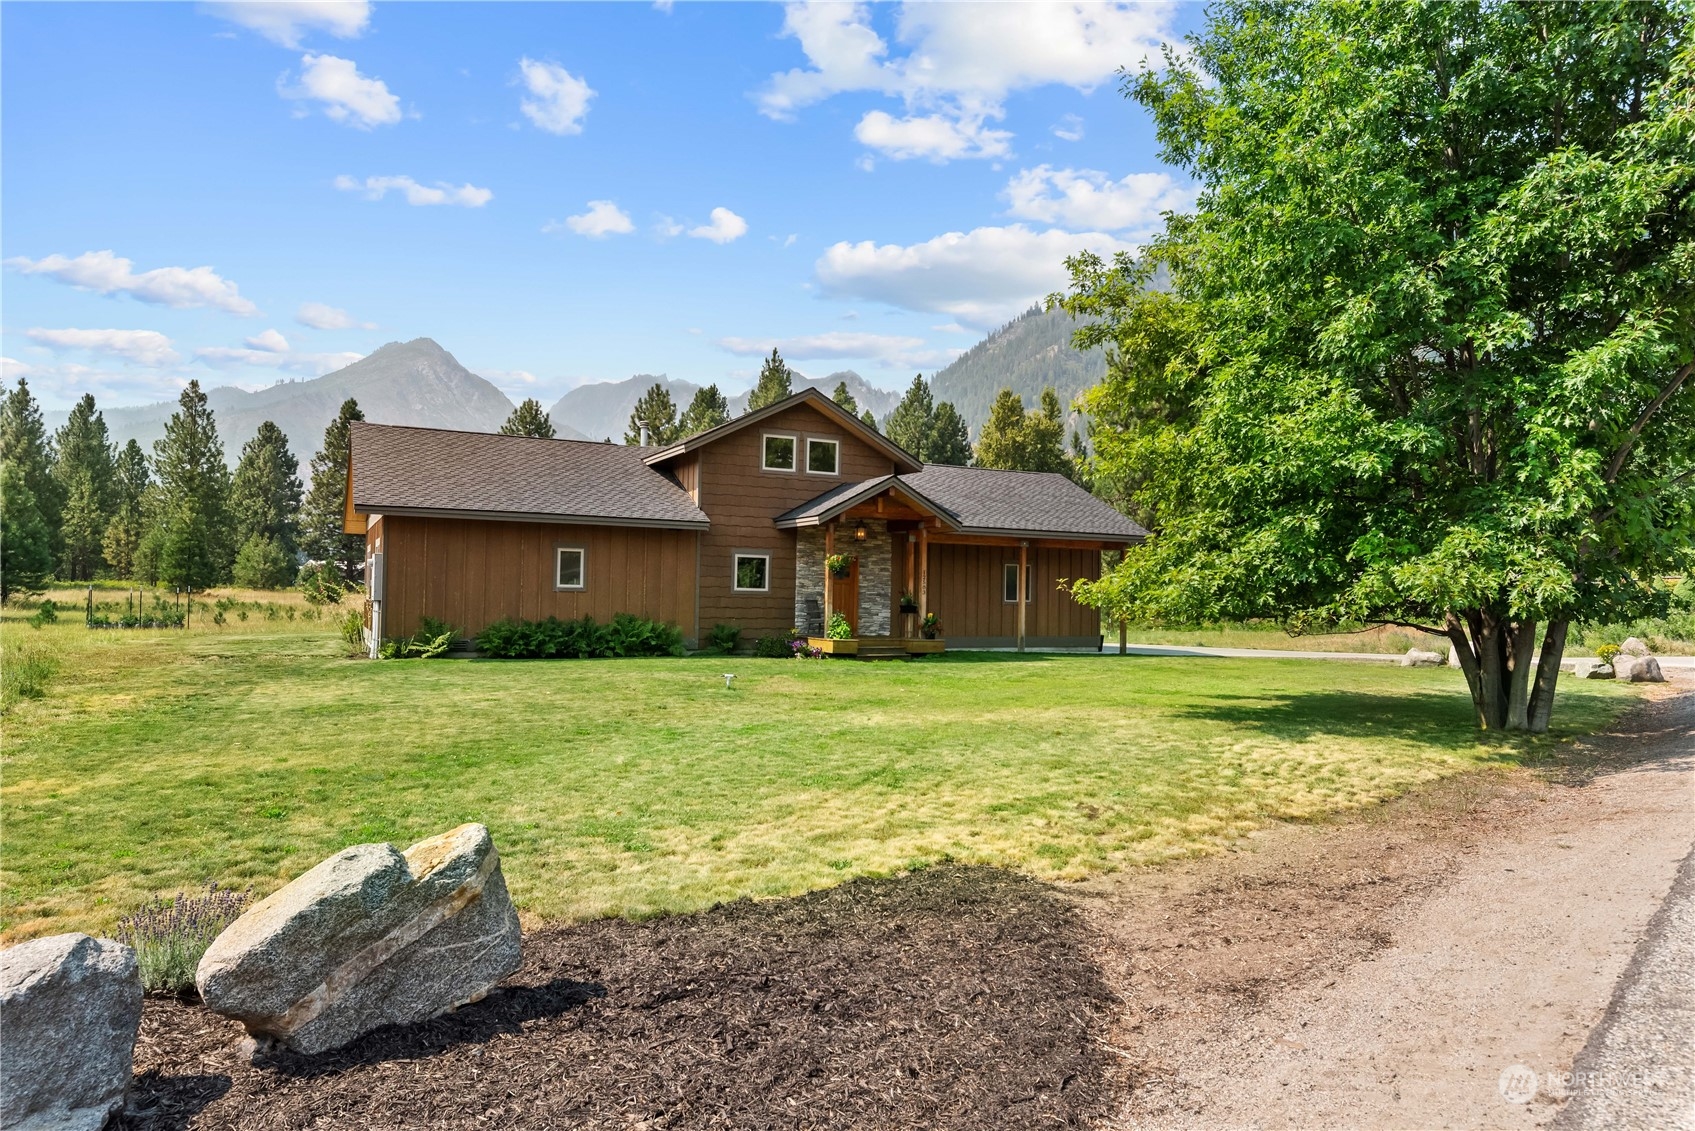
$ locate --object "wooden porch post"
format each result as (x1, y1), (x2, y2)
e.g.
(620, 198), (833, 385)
(905, 534), (917, 640)
(823, 521), (835, 629)
(917, 524), (929, 621)
(1017, 541), (1028, 652)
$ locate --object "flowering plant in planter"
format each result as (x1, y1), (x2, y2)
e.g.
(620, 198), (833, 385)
(899, 592), (919, 613)
(920, 612), (942, 639)
(825, 553), (853, 578)
(826, 611), (855, 639)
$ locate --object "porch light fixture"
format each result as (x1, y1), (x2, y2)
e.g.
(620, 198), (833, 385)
(854, 521), (867, 542)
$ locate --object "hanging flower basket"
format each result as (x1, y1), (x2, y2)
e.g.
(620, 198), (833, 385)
(826, 553), (853, 579)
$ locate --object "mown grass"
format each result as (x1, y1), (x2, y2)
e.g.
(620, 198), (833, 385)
(0, 600), (1642, 940)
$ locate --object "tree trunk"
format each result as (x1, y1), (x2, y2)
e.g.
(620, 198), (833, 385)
(1505, 619), (1537, 731)
(1475, 610), (1510, 730)
(1445, 613), (1486, 728)
(1527, 620), (1569, 734)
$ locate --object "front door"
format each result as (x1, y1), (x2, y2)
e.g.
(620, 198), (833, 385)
(829, 558), (859, 635)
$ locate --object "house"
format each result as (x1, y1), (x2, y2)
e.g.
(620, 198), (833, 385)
(343, 388), (1147, 654)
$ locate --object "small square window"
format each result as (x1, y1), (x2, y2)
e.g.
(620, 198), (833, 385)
(734, 553), (770, 592)
(556, 547), (585, 590)
(763, 434), (796, 471)
(1003, 562), (1032, 603)
(806, 438), (840, 475)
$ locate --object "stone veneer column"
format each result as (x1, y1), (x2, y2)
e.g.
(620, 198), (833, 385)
(855, 518), (893, 637)
(794, 527), (826, 636)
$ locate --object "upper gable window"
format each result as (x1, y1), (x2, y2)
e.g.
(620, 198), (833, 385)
(762, 433), (796, 472)
(806, 437), (840, 476)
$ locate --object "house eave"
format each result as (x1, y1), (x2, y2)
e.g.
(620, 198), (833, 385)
(353, 504), (710, 532)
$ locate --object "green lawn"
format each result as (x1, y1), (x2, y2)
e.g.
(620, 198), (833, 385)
(0, 604), (1642, 940)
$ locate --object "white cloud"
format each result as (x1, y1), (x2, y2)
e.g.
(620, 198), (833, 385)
(195, 344), (363, 375)
(1051, 113), (1085, 142)
(546, 200), (634, 238)
(202, 1), (370, 48)
(296, 301), (376, 330)
(1003, 165), (1196, 232)
(282, 53), (401, 128)
(26, 327), (182, 367)
(6, 250), (258, 315)
(653, 215), (686, 239)
(244, 328), (290, 352)
(854, 108), (1010, 161)
(815, 223), (1135, 328)
(716, 330), (959, 370)
(689, 207), (748, 244)
(517, 58), (595, 135)
(759, 2), (1174, 161)
(335, 174), (493, 207)
(1, 357), (36, 382)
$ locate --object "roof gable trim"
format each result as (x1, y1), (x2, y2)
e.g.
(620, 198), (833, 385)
(644, 388), (921, 473)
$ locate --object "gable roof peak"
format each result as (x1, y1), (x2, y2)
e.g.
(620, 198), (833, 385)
(643, 386), (921, 472)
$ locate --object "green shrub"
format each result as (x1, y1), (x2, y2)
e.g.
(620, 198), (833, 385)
(232, 534), (295, 589)
(476, 614), (685, 659)
(706, 623), (742, 654)
(752, 634), (792, 658)
(1, 643), (59, 705)
(826, 611), (854, 640)
(27, 599), (57, 628)
(339, 608), (366, 655)
(384, 617), (455, 659)
(298, 562), (346, 606)
(115, 883), (251, 995)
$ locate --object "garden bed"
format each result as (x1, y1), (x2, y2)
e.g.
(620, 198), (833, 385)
(119, 866), (1114, 1130)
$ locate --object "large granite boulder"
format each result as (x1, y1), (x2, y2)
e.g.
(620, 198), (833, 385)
(1400, 648), (1444, 667)
(1619, 636), (1651, 657)
(0, 933), (143, 1131)
(1619, 655), (1666, 683)
(196, 823), (521, 1055)
(1573, 658), (1615, 680)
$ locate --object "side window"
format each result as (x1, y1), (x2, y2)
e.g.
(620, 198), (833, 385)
(763, 434), (796, 471)
(734, 553), (771, 592)
(556, 546), (585, 590)
(806, 437), (840, 475)
(1003, 563), (1033, 603)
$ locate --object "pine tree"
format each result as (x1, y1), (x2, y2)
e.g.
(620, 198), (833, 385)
(232, 534), (294, 589)
(500, 398), (556, 438)
(302, 398), (365, 581)
(102, 440), (150, 579)
(860, 409), (878, 432)
(831, 381), (860, 415)
(0, 460), (53, 601)
(151, 380), (234, 589)
(1027, 388), (1071, 474)
(927, 402), (973, 466)
(52, 393), (117, 579)
(230, 421), (303, 581)
(886, 375), (935, 458)
(745, 349), (793, 412)
(1, 378), (64, 571)
(624, 383), (680, 445)
(678, 384), (730, 437)
(973, 389), (1031, 470)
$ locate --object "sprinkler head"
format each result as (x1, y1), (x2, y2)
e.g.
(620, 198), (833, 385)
(723, 673), (736, 689)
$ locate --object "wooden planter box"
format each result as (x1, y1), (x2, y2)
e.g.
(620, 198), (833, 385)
(807, 636), (859, 655)
(905, 638), (945, 654)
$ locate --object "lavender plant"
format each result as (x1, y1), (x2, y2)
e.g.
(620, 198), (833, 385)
(115, 882), (251, 994)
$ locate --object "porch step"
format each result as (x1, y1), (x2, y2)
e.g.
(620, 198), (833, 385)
(854, 635), (913, 661)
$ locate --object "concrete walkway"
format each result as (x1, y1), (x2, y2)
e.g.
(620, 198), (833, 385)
(1554, 847), (1695, 1130)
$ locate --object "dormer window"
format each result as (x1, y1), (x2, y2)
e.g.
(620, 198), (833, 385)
(762, 433), (796, 471)
(806, 437), (839, 475)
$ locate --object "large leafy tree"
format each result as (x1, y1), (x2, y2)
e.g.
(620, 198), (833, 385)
(151, 380), (234, 589)
(102, 440), (151, 579)
(625, 383), (680, 445)
(678, 384), (730, 437)
(230, 421), (303, 586)
(745, 349), (793, 412)
(1, 378), (63, 574)
(500, 398), (556, 438)
(53, 393), (117, 580)
(1066, 1), (1694, 732)
(302, 398), (366, 581)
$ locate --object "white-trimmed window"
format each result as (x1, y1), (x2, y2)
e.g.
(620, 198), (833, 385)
(1003, 562), (1033, 603)
(762, 433), (797, 471)
(806, 437), (840, 475)
(555, 546), (586, 590)
(733, 552), (771, 592)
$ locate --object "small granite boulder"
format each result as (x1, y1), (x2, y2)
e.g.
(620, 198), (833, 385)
(1573, 658), (1615, 680)
(1619, 655), (1666, 683)
(196, 823), (521, 1055)
(0, 933), (143, 1131)
(1401, 648), (1444, 667)
(1619, 636), (1651, 657)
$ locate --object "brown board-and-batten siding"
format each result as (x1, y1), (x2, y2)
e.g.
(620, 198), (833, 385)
(374, 515), (699, 644)
(914, 544), (1104, 648)
(691, 402), (898, 641)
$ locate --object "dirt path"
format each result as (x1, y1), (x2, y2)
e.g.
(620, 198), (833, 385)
(1078, 684), (1695, 1130)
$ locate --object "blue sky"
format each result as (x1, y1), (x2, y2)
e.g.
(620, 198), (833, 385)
(2, 1), (1201, 411)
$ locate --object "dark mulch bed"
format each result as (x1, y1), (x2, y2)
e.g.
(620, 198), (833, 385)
(120, 865), (1118, 1130)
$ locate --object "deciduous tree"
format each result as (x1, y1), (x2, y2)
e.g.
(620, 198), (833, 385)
(1067, 0), (1695, 732)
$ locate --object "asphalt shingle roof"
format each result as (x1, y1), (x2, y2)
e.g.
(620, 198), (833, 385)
(349, 423), (709, 529)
